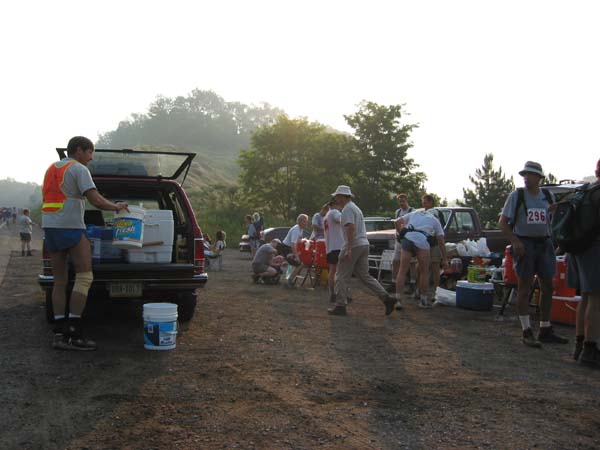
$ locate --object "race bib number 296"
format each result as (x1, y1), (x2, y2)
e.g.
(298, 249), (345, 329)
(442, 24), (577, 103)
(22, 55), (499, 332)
(527, 208), (547, 225)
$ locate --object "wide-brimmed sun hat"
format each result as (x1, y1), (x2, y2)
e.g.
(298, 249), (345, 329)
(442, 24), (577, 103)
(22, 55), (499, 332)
(331, 185), (354, 197)
(518, 161), (545, 178)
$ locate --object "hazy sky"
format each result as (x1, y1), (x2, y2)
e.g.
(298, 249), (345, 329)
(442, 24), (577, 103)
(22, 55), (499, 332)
(1, 0), (598, 201)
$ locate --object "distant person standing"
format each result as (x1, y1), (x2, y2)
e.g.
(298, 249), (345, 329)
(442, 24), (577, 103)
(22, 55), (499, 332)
(310, 204), (329, 240)
(323, 199), (345, 302)
(499, 161), (568, 348)
(18, 208), (37, 256)
(43, 136), (129, 351)
(245, 215), (260, 258)
(392, 193), (416, 290)
(327, 186), (396, 316)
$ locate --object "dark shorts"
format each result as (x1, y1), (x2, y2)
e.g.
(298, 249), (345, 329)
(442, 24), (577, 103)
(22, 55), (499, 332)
(20, 232), (32, 242)
(512, 236), (556, 280)
(252, 263), (281, 275)
(401, 239), (420, 257)
(567, 241), (600, 293)
(252, 262), (270, 274)
(43, 228), (86, 253)
(277, 243), (292, 257)
(326, 250), (340, 264)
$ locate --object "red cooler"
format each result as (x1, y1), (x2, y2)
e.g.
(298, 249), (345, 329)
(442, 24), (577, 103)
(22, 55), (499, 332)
(314, 240), (328, 268)
(503, 245), (518, 285)
(550, 296), (581, 326)
(297, 239), (315, 266)
(553, 256), (576, 298)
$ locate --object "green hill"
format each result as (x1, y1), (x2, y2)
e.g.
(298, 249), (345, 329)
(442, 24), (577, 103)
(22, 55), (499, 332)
(96, 89), (285, 189)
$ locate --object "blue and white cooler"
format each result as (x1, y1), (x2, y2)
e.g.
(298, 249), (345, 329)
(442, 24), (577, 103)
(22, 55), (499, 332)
(456, 280), (494, 311)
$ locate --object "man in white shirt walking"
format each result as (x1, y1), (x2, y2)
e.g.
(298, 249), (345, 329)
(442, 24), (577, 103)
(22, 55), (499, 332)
(327, 186), (396, 316)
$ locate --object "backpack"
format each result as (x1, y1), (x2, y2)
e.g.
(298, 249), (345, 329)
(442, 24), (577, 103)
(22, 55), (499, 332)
(510, 187), (553, 229)
(551, 183), (600, 253)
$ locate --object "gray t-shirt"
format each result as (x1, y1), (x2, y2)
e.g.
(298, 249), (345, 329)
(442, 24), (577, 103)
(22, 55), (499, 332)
(340, 201), (369, 249)
(253, 244), (277, 266)
(502, 188), (555, 237)
(311, 212), (325, 240)
(42, 158), (97, 229)
(19, 215), (33, 234)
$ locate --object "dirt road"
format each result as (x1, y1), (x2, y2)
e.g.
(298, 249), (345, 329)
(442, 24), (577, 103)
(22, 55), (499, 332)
(1, 239), (599, 449)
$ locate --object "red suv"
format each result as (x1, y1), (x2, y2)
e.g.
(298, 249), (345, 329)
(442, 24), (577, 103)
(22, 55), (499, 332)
(38, 148), (208, 322)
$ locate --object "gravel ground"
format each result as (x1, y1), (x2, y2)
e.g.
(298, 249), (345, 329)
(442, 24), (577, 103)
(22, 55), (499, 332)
(0, 238), (599, 450)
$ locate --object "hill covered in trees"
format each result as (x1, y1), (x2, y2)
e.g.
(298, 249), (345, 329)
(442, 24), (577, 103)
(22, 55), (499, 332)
(96, 90), (284, 189)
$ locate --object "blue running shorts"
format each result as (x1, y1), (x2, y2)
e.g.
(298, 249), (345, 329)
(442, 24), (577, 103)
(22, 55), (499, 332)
(43, 228), (86, 252)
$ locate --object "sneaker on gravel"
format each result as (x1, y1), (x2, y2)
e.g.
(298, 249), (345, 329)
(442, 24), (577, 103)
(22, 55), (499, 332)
(418, 298), (432, 309)
(382, 295), (395, 316)
(579, 342), (600, 368)
(573, 337), (584, 361)
(53, 334), (97, 351)
(522, 328), (542, 348)
(327, 305), (347, 316)
(538, 326), (569, 344)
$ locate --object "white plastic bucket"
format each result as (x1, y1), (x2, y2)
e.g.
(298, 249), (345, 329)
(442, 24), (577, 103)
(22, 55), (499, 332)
(113, 206), (145, 248)
(143, 303), (178, 350)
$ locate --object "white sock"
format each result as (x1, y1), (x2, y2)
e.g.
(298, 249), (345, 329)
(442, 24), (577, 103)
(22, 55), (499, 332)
(540, 321), (551, 328)
(519, 315), (531, 331)
(54, 314), (65, 321)
(69, 313), (81, 319)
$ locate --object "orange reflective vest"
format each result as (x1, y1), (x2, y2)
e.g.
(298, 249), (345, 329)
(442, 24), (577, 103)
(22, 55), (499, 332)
(42, 160), (77, 213)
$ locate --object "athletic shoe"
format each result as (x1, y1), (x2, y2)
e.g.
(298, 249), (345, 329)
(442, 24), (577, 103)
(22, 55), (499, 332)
(579, 342), (600, 368)
(52, 333), (64, 348)
(522, 328), (542, 348)
(394, 300), (403, 311)
(327, 305), (347, 316)
(251, 274), (260, 284)
(418, 298), (432, 309)
(382, 295), (395, 316)
(53, 334), (97, 351)
(538, 326), (569, 344)
(573, 337), (584, 361)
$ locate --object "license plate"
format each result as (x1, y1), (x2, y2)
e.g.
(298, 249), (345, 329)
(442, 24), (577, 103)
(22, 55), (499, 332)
(109, 282), (142, 298)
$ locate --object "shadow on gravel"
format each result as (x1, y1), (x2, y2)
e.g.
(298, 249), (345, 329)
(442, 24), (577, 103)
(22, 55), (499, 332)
(0, 251), (175, 450)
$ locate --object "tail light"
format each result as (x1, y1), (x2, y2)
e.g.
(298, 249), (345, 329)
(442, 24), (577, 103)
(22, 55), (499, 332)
(42, 240), (52, 276)
(194, 238), (205, 274)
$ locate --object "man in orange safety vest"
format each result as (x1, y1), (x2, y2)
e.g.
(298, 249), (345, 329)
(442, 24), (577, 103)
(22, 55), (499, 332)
(42, 136), (129, 351)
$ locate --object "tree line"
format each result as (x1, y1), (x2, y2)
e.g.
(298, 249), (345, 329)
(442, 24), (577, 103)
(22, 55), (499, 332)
(6, 89), (559, 240)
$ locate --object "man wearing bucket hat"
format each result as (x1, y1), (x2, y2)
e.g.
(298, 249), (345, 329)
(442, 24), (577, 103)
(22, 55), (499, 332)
(499, 161), (567, 348)
(327, 185), (396, 316)
(42, 136), (129, 351)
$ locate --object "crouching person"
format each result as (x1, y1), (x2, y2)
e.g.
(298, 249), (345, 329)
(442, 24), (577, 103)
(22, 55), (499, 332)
(252, 239), (285, 284)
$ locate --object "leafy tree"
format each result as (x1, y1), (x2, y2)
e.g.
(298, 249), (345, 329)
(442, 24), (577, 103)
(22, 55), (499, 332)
(238, 116), (355, 221)
(344, 101), (425, 214)
(459, 153), (515, 229)
(543, 172), (558, 185)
